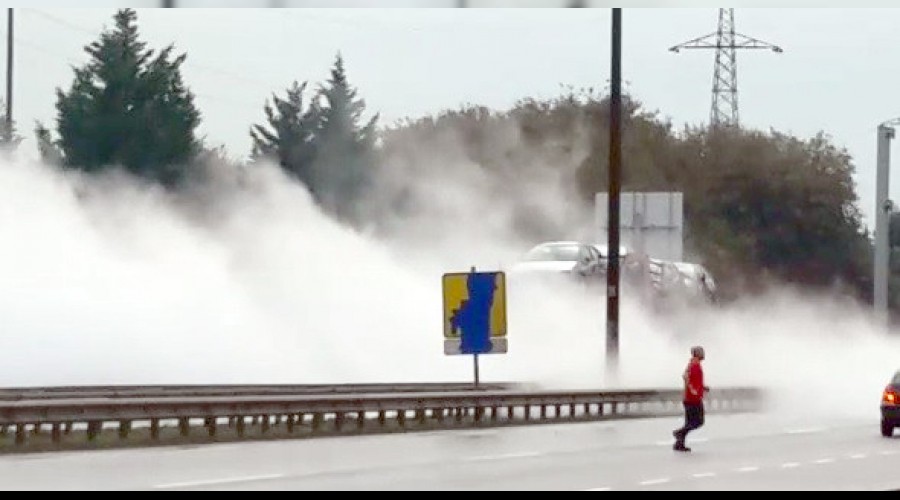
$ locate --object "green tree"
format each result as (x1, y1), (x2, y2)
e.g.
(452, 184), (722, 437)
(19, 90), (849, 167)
(380, 90), (873, 302)
(310, 54), (379, 224)
(50, 9), (201, 186)
(0, 100), (21, 152)
(250, 81), (319, 187)
(687, 128), (870, 298)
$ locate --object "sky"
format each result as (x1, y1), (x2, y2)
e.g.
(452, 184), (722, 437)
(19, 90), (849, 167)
(5, 4), (900, 229)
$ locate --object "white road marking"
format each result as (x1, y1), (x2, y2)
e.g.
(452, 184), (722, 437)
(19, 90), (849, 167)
(584, 487), (612, 491)
(464, 452), (542, 462)
(879, 450), (899, 456)
(154, 474), (285, 489)
(737, 466), (760, 473)
(784, 427), (827, 435)
(639, 478), (671, 486)
(781, 462), (801, 469)
(692, 472), (717, 479)
(813, 458), (836, 465)
(850, 454), (867, 460)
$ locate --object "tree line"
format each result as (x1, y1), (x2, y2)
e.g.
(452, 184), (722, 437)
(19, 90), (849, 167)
(7, 9), (885, 308)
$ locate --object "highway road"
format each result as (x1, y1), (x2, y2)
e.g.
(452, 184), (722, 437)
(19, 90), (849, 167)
(1, 413), (898, 490)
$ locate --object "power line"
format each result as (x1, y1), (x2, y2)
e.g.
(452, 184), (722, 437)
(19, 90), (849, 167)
(23, 8), (277, 90)
(24, 8), (99, 38)
(0, 26), (263, 114)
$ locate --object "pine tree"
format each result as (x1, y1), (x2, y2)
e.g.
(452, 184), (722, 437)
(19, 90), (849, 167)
(0, 100), (21, 152)
(51, 9), (201, 186)
(310, 53), (379, 223)
(250, 81), (319, 187)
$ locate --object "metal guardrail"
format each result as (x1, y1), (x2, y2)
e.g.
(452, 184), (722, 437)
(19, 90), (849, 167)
(0, 387), (763, 448)
(0, 383), (523, 401)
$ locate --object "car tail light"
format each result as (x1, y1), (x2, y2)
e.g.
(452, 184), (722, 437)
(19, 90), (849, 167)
(884, 387), (899, 405)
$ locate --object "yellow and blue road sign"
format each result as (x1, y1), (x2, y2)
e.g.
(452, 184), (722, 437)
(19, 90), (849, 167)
(442, 271), (507, 355)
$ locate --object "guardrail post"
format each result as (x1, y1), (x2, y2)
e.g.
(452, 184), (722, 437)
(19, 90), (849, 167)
(236, 417), (246, 437)
(378, 411), (386, 427)
(312, 413), (323, 432)
(118, 420), (131, 440)
(0, 425), (7, 437)
(335, 413), (345, 431)
(357, 412), (365, 429)
(179, 418), (190, 437)
(261, 415), (271, 434)
(540, 405), (547, 420)
(51, 423), (61, 444)
(397, 410), (406, 428)
(286, 415), (295, 434)
(507, 406), (514, 420)
(150, 419), (160, 440)
(64, 422), (73, 435)
(491, 406), (498, 422)
(525, 405), (532, 420)
(206, 417), (217, 438)
(87, 421), (101, 441)
(416, 409), (426, 426)
(32, 423), (42, 436)
(15, 424), (25, 446)
(455, 408), (463, 422)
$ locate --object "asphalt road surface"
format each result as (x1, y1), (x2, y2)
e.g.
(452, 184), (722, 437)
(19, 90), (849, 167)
(1, 413), (899, 490)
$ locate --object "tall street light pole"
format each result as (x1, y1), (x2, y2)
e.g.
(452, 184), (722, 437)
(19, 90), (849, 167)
(6, 8), (12, 136)
(606, 8), (622, 376)
(875, 119), (899, 326)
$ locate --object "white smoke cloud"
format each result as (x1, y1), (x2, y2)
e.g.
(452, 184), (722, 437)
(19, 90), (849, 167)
(0, 140), (895, 427)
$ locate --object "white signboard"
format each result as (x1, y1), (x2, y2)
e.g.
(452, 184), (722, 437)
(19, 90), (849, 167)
(595, 192), (684, 262)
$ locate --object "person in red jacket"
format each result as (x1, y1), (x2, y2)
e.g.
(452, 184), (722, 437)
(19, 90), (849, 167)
(673, 346), (709, 452)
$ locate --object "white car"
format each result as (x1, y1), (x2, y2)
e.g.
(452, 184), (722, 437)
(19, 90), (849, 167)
(511, 241), (603, 279)
(672, 262), (717, 302)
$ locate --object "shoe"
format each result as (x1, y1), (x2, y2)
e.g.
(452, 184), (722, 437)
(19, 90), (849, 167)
(673, 443), (691, 452)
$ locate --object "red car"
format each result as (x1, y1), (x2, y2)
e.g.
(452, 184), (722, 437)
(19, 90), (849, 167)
(881, 370), (900, 437)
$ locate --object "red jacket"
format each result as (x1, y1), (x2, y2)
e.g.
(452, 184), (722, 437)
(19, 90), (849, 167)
(683, 359), (704, 404)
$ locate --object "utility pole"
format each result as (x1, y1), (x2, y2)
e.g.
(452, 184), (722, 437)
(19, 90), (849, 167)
(670, 9), (781, 128)
(606, 8), (622, 376)
(6, 8), (12, 137)
(875, 121), (898, 326)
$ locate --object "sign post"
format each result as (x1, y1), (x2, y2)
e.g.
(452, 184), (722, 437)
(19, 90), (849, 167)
(442, 267), (507, 389)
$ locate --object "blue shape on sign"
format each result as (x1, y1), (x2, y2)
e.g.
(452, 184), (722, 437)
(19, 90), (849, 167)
(450, 273), (497, 355)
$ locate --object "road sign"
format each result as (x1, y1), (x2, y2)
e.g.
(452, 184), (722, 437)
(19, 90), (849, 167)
(442, 271), (507, 355)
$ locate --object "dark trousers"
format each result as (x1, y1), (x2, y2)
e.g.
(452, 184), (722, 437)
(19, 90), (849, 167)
(674, 402), (705, 443)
